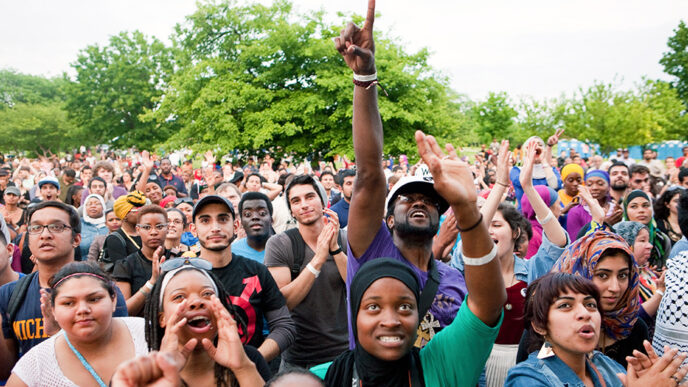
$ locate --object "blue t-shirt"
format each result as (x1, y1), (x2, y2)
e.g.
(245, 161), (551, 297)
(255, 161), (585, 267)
(0, 273), (128, 359)
(231, 238), (265, 263)
(329, 198), (350, 228)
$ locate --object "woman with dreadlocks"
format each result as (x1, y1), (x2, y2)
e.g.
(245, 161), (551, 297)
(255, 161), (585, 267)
(144, 257), (271, 387)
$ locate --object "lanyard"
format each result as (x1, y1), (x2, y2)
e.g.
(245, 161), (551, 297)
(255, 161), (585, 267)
(122, 229), (141, 250)
(63, 333), (108, 387)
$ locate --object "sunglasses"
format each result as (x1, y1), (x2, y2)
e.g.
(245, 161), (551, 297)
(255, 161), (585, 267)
(174, 198), (194, 206)
(160, 257), (213, 273)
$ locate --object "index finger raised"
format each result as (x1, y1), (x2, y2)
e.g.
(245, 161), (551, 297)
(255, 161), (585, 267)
(364, 0), (376, 29)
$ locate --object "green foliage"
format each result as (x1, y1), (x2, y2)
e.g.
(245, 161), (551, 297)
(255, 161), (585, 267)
(0, 102), (77, 156)
(471, 92), (518, 144)
(0, 69), (65, 109)
(64, 30), (175, 149)
(660, 20), (688, 107)
(145, 0), (470, 158)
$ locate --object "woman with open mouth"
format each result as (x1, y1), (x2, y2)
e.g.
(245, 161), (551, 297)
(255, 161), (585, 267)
(506, 272), (687, 386)
(144, 257), (270, 387)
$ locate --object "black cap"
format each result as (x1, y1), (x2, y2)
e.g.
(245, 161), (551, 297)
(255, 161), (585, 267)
(192, 195), (235, 221)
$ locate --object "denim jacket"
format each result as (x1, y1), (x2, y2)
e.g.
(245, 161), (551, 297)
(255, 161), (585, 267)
(505, 351), (625, 387)
(451, 230), (569, 284)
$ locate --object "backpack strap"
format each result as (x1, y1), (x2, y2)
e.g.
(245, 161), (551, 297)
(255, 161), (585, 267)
(7, 272), (38, 325)
(417, 256), (440, 321)
(285, 228), (306, 281)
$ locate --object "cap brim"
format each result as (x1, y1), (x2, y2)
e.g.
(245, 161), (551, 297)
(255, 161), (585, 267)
(192, 195), (235, 221)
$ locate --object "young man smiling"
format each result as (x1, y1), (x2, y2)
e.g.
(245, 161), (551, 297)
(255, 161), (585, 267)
(190, 195), (294, 363)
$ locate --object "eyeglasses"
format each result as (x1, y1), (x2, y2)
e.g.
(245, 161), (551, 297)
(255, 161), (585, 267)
(161, 257), (213, 273)
(396, 194), (440, 210)
(137, 223), (168, 231)
(27, 223), (73, 235)
(169, 219), (184, 225)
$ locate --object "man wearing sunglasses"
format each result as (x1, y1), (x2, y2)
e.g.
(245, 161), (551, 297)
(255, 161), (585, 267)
(0, 201), (128, 379)
(190, 195), (295, 365)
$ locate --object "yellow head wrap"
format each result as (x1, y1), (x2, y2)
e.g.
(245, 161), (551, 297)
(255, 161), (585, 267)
(561, 164), (585, 182)
(113, 190), (147, 219)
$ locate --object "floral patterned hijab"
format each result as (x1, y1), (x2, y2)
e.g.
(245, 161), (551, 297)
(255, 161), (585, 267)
(553, 229), (639, 340)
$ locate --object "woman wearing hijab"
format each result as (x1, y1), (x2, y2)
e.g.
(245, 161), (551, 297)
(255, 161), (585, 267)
(520, 185), (561, 259)
(622, 190), (671, 268)
(314, 258), (502, 386)
(558, 164), (584, 212)
(566, 170), (615, 239)
(509, 136), (562, 208)
(79, 193), (108, 259)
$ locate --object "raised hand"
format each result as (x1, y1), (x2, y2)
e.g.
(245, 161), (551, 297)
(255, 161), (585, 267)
(547, 128), (565, 147)
(160, 300), (199, 355)
(150, 246), (164, 283)
(415, 130), (476, 207)
(577, 185), (605, 224)
(141, 151), (154, 172)
(41, 288), (61, 336)
(618, 346), (688, 386)
(111, 351), (187, 387)
(334, 0), (376, 75)
(202, 296), (254, 372)
(204, 150), (216, 166)
(519, 140), (538, 189)
(495, 140), (511, 186)
(323, 208), (341, 251)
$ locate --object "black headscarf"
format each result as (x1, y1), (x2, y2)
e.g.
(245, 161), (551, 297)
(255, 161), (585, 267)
(324, 258), (425, 387)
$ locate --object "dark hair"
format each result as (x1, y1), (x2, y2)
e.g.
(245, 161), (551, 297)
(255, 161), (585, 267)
(320, 171), (334, 180)
(266, 369), (326, 386)
(239, 191), (273, 216)
(64, 185), (84, 207)
(136, 204), (168, 224)
(607, 162), (629, 175)
(497, 203), (532, 246)
(246, 173), (266, 184)
(28, 200), (81, 234)
(285, 174), (324, 211)
(277, 173), (293, 189)
(654, 188), (681, 220)
(49, 261), (116, 304)
(166, 208), (187, 229)
(524, 272), (601, 354)
(629, 164), (650, 177)
(336, 169), (356, 185)
(677, 189), (688, 237)
(64, 169), (76, 178)
(88, 176), (107, 190)
(679, 169), (688, 184)
(81, 165), (92, 173)
(144, 268), (246, 387)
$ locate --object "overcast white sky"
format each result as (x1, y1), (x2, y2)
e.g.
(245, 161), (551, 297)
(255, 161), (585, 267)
(1, 0), (685, 100)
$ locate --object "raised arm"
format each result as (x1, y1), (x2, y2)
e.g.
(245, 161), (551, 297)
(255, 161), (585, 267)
(519, 141), (567, 248)
(416, 131), (505, 326)
(334, 0), (386, 258)
(481, 140), (511, 223)
(135, 150), (154, 193)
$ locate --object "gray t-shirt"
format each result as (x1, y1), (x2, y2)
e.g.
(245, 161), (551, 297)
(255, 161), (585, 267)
(264, 229), (348, 367)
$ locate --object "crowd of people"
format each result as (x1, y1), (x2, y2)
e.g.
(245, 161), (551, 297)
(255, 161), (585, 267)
(2, 1), (688, 386)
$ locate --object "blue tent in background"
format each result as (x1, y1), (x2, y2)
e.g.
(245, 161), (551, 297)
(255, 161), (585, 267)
(557, 139), (600, 158)
(558, 139), (688, 160)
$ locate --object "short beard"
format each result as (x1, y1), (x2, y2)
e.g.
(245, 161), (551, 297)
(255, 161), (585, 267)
(199, 235), (235, 252)
(393, 219), (439, 246)
(611, 183), (627, 191)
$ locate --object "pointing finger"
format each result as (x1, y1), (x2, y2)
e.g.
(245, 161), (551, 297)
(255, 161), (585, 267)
(364, 0), (375, 30)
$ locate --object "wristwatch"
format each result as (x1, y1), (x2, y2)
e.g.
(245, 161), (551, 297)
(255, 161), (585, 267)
(329, 247), (343, 256)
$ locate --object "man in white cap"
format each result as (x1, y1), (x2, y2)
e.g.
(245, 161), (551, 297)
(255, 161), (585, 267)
(37, 177), (60, 202)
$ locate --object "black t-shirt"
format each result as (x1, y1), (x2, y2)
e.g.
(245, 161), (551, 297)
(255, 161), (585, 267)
(212, 254), (286, 349)
(102, 229), (142, 267)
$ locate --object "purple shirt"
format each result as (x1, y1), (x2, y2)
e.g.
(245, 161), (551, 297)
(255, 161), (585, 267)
(346, 221), (468, 349)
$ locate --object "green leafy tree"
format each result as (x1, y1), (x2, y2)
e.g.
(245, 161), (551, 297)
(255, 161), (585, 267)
(0, 102), (77, 156)
(145, 0), (470, 158)
(64, 31), (175, 148)
(471, 91), (518, 144)
(0, 69), (66, 109)
(660, 20), (688, 107)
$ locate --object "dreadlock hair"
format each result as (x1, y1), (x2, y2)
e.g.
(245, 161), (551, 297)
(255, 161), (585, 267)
(144, 267), (248, 387)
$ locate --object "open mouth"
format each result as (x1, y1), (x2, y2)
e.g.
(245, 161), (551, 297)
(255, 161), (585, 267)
(187, 316), (212, 333)
(377, 335), (404, 347)
(409, 210), (428, 219)
(578, 325), (595, 339)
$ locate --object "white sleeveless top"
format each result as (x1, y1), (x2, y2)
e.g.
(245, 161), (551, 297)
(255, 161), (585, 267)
(12, 317), (148, 386)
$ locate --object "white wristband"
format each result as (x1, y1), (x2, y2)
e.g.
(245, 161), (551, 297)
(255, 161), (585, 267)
(536, 210), (555, 225)
(144, 281), (154, 291)
(306, 263), (321, 278)
(656, 289), (664, 296)
(462, 243), (497, 266)
(353, 72), (377, 82)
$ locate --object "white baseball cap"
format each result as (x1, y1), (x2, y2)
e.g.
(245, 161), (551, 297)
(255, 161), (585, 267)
(385, 175), (449, 214)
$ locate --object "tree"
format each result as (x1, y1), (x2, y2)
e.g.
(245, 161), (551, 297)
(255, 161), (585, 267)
(471, 92), (518, 144)
(145, 0), (470, 158)
(64, 31), (175, 148)
(0, 102), (77, 156)
(660, 20), (688, 107)
(0, 69), (66, 109)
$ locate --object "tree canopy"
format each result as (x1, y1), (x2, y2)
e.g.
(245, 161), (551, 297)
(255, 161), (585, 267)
(660, 20), (688, 108)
